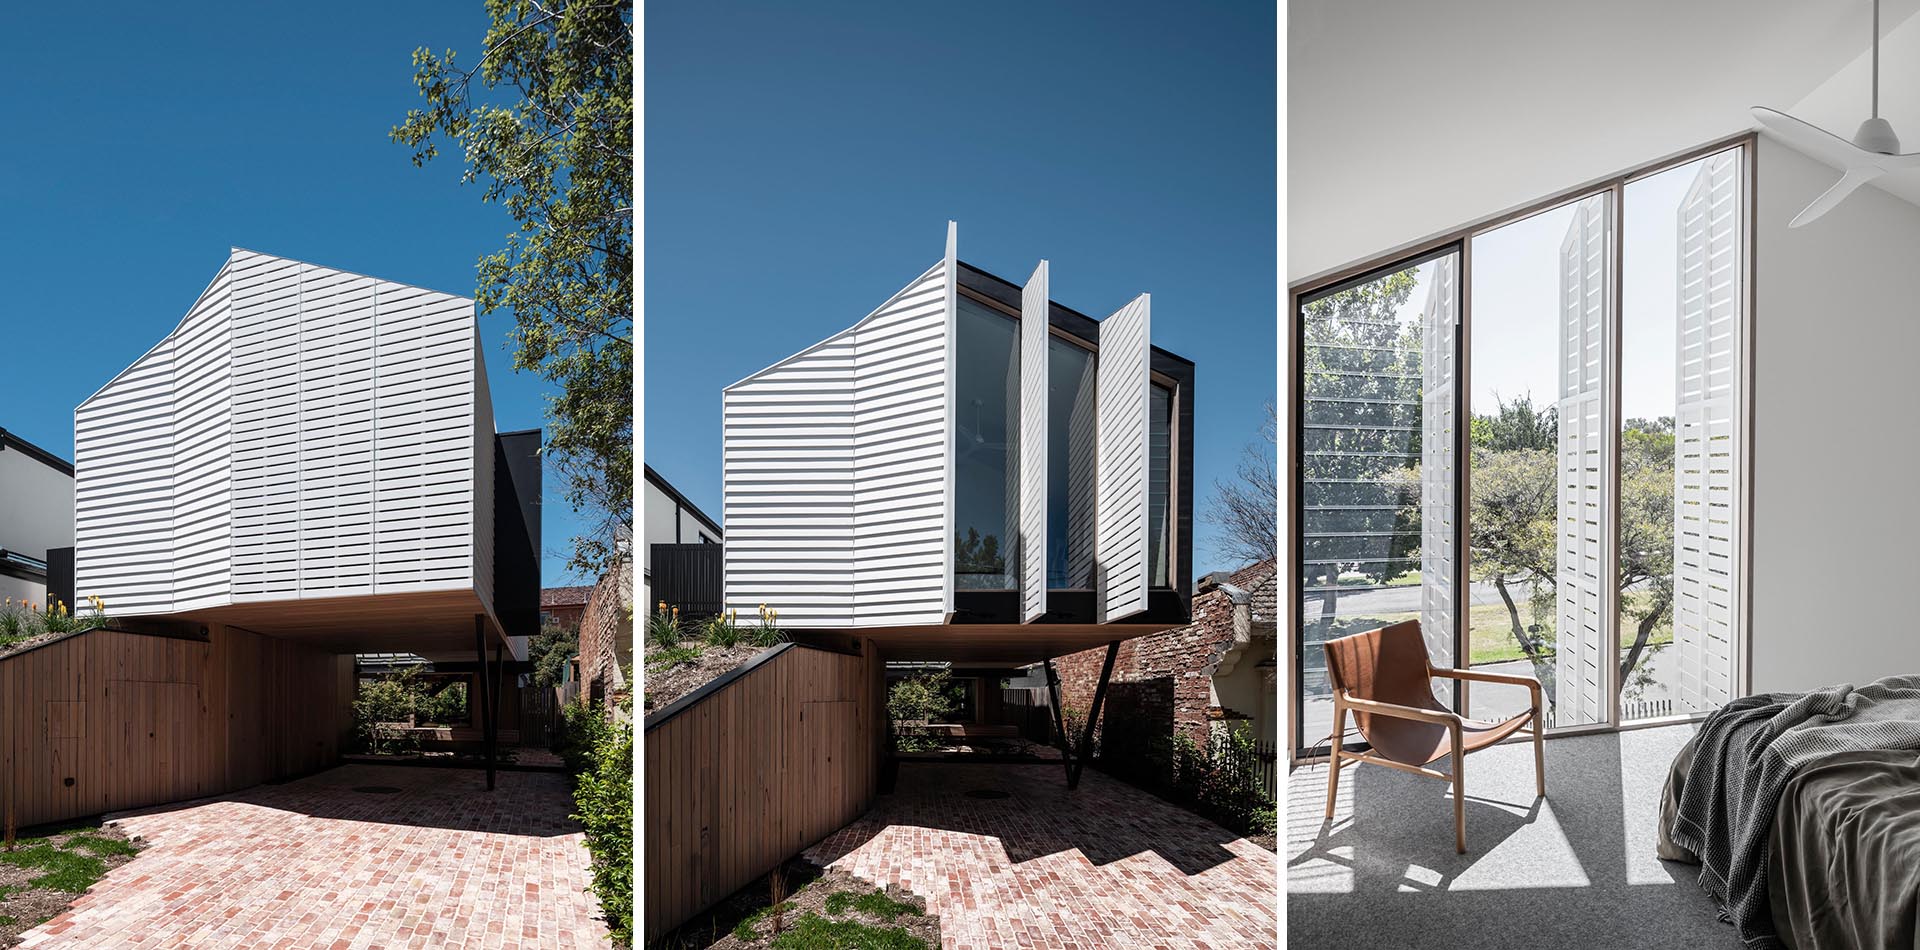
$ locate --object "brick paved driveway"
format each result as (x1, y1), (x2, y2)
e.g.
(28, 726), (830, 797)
(804, 762), (1277, 950)
(19, 764), (610, 949)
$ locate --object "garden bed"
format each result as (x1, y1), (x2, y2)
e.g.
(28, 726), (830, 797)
(653, 864), (939, 950)
(0, 821), (141, 946)
(642, 640), (771, 713)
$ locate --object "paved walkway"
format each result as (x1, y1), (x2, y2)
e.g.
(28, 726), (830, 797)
(19, 765), (609, 949)
(804, 762), (1277, 950)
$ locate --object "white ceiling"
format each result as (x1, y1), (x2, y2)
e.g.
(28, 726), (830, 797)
(1289, 0), (1920, 282)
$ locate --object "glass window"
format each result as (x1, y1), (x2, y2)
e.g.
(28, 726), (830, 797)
(1148, 383), (1174, 587)
(1047, 335), (1098, 589)
(1296, 251), (1458, 753)
(954, 296), (1019, 590)
(1467, 192), (1613, 730)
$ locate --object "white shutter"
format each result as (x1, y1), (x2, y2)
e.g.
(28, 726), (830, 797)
(1556, 195), (1611, 727)
(1019, 261), (1050, 622)
(1673, 153), (1741, 713)
(1419, 256), (1458, 690)
(1096, 294), (1152, 623)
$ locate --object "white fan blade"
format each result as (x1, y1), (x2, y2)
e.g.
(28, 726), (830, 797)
(1791, 167), (1882, 228)
(1754, 107), (1869, 169)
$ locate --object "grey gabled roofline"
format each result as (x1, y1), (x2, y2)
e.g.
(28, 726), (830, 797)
(0, 428), (74, 477)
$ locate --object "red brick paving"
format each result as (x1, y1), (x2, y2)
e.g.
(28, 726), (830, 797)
(18, 765), (610, 949)
(804, 762), (1276, 949)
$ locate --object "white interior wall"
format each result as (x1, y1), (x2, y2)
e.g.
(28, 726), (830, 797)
(1751, 135), (1920, 691)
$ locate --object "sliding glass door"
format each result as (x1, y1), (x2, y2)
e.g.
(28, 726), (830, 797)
(1290, 141), (1748, 757)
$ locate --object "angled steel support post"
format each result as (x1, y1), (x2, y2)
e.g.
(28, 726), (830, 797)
(1068, 641), (1121, 790)
(475, 615), (496, 791)
(1043, 659), (1072, 785)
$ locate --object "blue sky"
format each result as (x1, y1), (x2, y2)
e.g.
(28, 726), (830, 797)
(0, 3), (594, 585)
(645, 1), (1277, 579)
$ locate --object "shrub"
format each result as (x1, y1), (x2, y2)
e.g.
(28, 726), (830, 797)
(646, 644), (702, 671)
(888, 670), (959, 752)
(701, 610), (744, 648)
(645, 602), (682, 651)
(748, 603), (787, 648)
(353, 668), (425, 754)
(417, 681), (468, 726)
(568, 698), (632, 947)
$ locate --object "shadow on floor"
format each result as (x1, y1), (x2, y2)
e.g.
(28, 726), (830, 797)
(808, 760), (1254, 876)
(109, 762), (584, 839)
(1287, 725), (1739, 950)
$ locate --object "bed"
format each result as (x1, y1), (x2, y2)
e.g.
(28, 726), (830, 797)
(1657, 676), (1920, 950)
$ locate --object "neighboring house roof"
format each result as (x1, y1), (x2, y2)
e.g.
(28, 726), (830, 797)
(0, 427), (74, 477)
(644, 464), (722, 539)
(542, 586), (595, 609)
(1196, 558), (1278, 631)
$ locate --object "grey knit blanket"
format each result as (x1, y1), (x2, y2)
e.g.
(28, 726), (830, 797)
(1668, 675), (1920, 949)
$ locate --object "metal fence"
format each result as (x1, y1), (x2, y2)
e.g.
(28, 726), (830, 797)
(650, 542), (723, 618)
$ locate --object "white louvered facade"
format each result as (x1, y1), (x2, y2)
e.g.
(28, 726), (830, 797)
(1018, 261), (1050, 623)
(1095, 295), (1152, 623)
(1419, 256), (1458, 693)
(1672, 152), (1741, 714)
(75, 249), (498, 619)
(1555, 195), (1612, 727)
(722, 226), (1178, 633)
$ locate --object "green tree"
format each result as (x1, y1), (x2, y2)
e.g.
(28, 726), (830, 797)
(394, 0), (633, 573)
(1300, 269), (1420, 633)
(529, 620), (579, 688)
(1465, 444), (1559, 695)
(1618, 419), (1676, 693)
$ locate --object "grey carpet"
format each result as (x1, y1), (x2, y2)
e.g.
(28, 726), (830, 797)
(1287, 724), (1741, 950)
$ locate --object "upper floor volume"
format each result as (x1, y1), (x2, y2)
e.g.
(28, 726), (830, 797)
(72, 249), (539, 660)
(723, 223), (1194, 633)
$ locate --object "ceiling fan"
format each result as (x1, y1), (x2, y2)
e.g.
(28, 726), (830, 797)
(1754, 0), (1920, 227)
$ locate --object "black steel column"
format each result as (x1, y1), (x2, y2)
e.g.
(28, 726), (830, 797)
(1043, 659), (1072, 785)
(475, 615), (496, 791)
(1068, 641), (1121, 790)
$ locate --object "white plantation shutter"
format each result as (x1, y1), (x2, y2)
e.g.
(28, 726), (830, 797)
(1419, 256), (1458, 694)
(1019, 261), (1050, 622)
(1673, 153), (1741, 713)
(1096, 294), (1152, 623)
(1556, 195), (1611, 727)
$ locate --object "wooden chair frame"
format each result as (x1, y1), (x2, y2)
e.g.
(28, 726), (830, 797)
(1322, 667), (1545, 853)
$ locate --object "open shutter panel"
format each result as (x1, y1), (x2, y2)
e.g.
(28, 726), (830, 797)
(1419, 256), (1458, 698)
(1019, 261), (1050, 622)
(1096, 294), (1152, 623)
(1673, 153), (1741, 713)
(1556, 194), (1611, 728)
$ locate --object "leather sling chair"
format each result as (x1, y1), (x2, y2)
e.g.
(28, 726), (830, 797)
(1321, 619), (1545, 853)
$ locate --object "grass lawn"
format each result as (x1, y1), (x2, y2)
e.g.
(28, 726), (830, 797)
(1313, 590), (1675, 667)
(0, 821), (141, 944)
(657, 863), (940, 949)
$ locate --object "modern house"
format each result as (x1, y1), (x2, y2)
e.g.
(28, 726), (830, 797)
(722, 222), (1194, 659)
(646, 223), (1197, 938)
(0, 428), (74, 607)
(1, 248), (540, 831)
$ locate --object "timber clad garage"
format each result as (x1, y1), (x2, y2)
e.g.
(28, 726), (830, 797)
(0, 248), (541, 830)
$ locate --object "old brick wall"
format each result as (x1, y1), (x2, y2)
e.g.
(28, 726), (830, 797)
(576, 558), (634, 713)
(1052, 560), (1275, 748)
